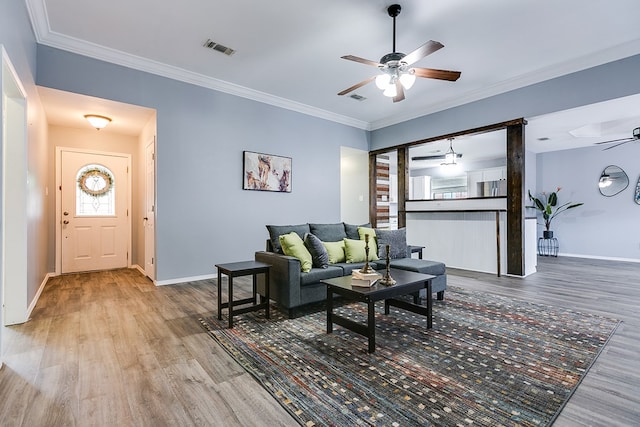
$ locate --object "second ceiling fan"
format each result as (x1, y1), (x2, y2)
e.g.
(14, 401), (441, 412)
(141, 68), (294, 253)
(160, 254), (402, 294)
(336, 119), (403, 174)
(338, 4), (461, 103)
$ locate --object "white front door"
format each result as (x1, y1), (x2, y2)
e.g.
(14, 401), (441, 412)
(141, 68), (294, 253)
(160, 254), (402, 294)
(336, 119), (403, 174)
(61, 150), (130, 273)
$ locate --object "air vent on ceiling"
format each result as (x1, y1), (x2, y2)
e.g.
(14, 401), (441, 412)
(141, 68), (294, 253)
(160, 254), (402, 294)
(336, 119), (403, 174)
(349, 94), (366, 101)
(203, 39), (235, 56)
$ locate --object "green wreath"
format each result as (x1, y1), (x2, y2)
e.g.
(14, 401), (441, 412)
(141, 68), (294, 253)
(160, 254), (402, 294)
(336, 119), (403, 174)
(78, 167), (114, 197)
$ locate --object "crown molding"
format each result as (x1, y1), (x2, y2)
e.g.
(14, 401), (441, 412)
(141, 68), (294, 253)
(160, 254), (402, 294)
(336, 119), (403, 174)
(370, 38), (640, 130)
(25, 0), (640, 133)
(25, 1), (370, 131)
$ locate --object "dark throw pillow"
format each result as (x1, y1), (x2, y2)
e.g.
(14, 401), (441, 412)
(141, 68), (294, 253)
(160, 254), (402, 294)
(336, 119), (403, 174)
(266, 224), (310, 253)
(304, 233), (329, 269)
(376, 228), (408, 259)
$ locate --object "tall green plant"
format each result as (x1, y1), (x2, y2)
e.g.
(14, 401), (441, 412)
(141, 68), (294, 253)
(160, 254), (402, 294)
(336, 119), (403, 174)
(527, 187), (583, 231)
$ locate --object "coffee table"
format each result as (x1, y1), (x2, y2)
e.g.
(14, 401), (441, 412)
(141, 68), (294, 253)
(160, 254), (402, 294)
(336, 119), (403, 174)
(322, 269), (434, 353)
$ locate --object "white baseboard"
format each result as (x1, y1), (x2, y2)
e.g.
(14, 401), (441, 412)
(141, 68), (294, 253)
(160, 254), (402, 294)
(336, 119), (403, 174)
(558, 253), (640, 263)
(155, 273), (217, 286)
(25, 272), (54, 322)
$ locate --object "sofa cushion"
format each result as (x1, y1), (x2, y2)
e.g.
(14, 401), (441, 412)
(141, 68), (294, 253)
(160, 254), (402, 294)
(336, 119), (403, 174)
(322, 240), (346, 264)
(385, 258), (446, 276)
(343, 238), (378, 263)
(376, 228), (408, 259)
(267, 224), (311, 254)
(304, 233), (329, 269)
(300, 266), (344, 287)
(279, 232), (313, 273)
(332, 262), (369, 276)
(309, 223), (347, 242)
(344, 222), (372, 240)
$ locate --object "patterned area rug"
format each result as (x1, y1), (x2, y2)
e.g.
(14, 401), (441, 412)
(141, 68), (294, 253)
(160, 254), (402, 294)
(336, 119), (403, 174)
(199, 287), (619, 426)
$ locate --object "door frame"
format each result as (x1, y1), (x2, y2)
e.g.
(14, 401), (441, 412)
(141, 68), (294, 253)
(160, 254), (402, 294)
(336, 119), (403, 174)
(55, 147), (132, 275)
(2, 46), (28, 329)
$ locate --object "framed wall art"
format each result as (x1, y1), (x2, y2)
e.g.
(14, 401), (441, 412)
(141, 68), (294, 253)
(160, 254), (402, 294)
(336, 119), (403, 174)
(243, 151), (292, 193)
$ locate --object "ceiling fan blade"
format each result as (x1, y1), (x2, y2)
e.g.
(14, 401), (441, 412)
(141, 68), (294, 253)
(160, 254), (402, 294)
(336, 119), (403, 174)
(402, 40), (444, 66)
(337, 76), (376, 96)
(602, 139), (634, 151)
(594, 137), (634, 145)
(412, 153), (463, 161)
(413, 67), (461, 81)
(393, 81), (405, 103)
(341, 55), (382, 67)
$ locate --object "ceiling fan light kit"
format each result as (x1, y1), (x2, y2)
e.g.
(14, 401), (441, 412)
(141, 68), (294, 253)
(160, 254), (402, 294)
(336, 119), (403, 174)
(338, 4), (461, 102)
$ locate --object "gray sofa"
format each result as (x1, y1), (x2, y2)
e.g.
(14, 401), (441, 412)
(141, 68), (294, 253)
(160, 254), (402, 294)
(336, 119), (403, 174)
(255, 222), (446, 317)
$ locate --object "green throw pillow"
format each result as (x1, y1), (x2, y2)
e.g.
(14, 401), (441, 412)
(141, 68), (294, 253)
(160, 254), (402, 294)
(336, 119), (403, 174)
(357, 226), (377, 246)
(322, 240), (346, 264)
(279, 232), (313, 272)
(343, 238), (379, 263)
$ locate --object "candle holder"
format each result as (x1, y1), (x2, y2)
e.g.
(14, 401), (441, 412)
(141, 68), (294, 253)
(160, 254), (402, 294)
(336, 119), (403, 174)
(358, 234), (377, 274)
(378, 244), (396, 286)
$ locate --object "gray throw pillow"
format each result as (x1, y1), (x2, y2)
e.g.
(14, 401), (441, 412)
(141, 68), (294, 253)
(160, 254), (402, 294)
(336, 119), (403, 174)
(376, 228), (408, 259)
(309, 223), (347, 242)
(304, 233), (329, 268)
(344, 222), (372, 240)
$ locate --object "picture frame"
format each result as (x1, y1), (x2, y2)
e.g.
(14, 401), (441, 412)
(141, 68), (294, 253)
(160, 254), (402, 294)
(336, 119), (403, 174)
(243, 151), (292, 193)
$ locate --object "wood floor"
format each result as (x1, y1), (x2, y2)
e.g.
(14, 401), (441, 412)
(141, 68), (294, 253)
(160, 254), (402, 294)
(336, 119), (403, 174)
(1, 256), (638, 426)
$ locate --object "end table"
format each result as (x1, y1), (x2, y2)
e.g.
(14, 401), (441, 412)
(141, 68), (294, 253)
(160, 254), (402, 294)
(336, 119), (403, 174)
(215, 260), (271, 328)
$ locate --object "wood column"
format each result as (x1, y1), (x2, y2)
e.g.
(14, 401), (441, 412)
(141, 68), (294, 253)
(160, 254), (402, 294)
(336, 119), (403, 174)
(506, 122), (525, 276)
(397, 147), (408, 229)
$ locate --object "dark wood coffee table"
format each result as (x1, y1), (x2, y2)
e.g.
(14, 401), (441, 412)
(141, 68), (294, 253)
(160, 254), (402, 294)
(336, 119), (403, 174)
(322, 269), (434, 353)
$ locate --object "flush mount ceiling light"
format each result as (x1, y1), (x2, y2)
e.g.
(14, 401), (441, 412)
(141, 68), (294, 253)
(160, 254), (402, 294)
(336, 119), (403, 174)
(84, 114), (112, 130)
(441, 138), (458, 166)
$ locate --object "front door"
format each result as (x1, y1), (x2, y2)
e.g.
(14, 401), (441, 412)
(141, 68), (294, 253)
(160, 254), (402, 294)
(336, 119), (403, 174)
(61, 150), (130, 273)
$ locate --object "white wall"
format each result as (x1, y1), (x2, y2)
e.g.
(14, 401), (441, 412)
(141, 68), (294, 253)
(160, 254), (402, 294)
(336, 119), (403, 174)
(536, 143), (639, 261)
(340, 146), (369, 224)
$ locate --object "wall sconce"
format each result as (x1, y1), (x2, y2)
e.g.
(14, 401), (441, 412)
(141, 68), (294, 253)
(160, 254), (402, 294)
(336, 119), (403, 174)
(84, 114), (112, 130)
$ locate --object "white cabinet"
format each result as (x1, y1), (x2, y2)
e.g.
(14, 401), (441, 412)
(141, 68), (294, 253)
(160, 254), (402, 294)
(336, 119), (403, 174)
(467, 166), (506, 197)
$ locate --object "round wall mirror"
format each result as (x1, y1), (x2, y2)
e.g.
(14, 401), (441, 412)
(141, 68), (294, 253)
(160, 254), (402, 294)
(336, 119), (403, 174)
(598, 165), (628, 197)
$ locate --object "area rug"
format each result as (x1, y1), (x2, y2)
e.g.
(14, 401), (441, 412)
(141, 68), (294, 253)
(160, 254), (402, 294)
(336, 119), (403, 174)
(199, 287), (619, 426)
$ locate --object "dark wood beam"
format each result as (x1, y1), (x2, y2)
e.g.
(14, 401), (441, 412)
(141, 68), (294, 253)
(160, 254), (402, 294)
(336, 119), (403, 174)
(506, 122), (526, 276)
(397, 147), (408, 229)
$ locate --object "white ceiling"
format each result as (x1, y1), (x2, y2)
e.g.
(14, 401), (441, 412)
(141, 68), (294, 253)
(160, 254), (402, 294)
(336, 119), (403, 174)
(27, 0), (640, 153)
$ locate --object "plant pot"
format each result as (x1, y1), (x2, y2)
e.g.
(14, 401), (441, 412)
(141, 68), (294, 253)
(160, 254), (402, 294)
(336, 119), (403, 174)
(543, 230), (554, 239)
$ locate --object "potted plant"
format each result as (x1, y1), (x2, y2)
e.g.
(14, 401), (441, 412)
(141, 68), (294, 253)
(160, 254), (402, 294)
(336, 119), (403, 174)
(527, 187), (583, 238)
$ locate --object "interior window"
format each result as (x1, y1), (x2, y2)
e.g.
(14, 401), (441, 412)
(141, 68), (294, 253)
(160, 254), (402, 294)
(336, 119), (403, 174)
(76, 164), (116, 216)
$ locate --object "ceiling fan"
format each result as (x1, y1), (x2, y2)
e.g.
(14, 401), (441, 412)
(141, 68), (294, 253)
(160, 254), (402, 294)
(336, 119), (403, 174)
(338, 4), (461, 103)
(594, 126), (640, 150)
(412, 138), (461, 163)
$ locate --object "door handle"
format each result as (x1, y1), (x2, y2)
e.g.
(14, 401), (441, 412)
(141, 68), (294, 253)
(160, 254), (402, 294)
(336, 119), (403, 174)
(143, 217), (148, 221)
(63, 211), (69, 216)
(63, 220), (69, 225)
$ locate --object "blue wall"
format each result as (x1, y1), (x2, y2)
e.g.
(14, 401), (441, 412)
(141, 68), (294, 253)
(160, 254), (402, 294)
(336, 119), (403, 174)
(36, 46), (369, 282)
(1, 0), (49, 316)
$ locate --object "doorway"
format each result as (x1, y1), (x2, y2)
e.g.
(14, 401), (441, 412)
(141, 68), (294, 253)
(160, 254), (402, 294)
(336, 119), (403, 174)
(57, 148), (131, 274)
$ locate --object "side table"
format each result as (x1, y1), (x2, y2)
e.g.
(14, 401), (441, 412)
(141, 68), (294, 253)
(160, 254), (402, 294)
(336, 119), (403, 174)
(408, 245), (425, 259)
(215, 260), (271, 328)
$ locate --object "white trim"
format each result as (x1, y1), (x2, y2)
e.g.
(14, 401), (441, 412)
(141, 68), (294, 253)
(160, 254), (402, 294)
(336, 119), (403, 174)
(26, 273), (53, 320)
(155, 273), (217, 287)
(25, 1), (640, 131)
(558, 253), (640, 263)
